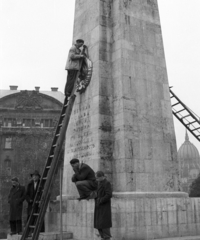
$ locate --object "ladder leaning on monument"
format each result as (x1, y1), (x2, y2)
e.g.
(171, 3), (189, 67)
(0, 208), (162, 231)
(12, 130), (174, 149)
(170, 88), (200, 142)
(20, 59), (85, 240)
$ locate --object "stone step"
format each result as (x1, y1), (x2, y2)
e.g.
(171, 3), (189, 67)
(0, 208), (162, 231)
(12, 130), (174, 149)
(6, 232), (73, 240)
(156, 236), (200, 240)
(39, 232), (73, 240)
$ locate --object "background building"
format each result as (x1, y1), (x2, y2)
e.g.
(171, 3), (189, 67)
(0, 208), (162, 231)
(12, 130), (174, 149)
(178, 131), (200, 193)
(0, 86), (64, 237)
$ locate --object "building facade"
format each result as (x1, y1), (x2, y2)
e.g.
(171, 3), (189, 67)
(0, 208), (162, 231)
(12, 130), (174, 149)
(0, 86), (64, 237)
(178, 131), (200, 193)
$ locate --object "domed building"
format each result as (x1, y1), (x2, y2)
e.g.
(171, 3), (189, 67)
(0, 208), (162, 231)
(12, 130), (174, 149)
(178, 131), (200, 193)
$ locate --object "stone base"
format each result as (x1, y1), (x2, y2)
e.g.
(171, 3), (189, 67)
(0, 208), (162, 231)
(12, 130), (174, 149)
(7, 234), (21, 240)
(46, 193), (200, 240)
(6, 232), (73, 240)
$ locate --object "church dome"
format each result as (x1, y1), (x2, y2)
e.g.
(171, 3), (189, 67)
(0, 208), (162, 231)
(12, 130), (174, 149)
(178, 131), (200, 192)
(178, 132), (200, 161)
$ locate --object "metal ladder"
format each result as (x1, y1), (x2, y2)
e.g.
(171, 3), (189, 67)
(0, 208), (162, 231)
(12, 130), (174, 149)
(170, 88), (200, 142)
(20, 93), (76, 240)
(20, 58), (85, 240)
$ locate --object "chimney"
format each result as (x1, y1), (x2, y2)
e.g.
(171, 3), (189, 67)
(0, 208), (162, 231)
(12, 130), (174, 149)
(51, 87), (58, 92)
(35, 87), (40, 92)
(9, 85), (18, 90)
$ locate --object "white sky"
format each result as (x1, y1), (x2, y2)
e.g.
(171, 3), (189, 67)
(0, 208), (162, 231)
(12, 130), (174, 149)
(0, 0), (200, 150)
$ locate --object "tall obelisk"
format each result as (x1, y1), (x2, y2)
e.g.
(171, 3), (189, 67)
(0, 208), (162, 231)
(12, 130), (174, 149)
(62, 0), (179, 198)
(46, 1), (200, 240)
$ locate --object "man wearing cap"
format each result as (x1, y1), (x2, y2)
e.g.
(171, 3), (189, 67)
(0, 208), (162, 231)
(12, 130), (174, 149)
(8, 177), (26, 235)
(94, 171), (112, 240)
(26, 170), (45, 232)
(70, 158), (97, 200)
(26, 170), (40, 220)
(64, 39), (85, 97)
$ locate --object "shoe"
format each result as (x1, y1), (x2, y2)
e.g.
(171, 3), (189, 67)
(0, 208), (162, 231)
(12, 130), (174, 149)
(86, 191), (97, 200)
(77, 196), (87, 201)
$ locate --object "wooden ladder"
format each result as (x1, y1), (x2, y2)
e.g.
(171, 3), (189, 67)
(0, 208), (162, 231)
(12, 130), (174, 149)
(170, 88), (200, 142)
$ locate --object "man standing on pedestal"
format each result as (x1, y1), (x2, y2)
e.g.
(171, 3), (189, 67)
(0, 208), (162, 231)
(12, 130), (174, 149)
(94, 171), (112, 240)
(64, 39), (85, 98)
(70, 158), (97, 200)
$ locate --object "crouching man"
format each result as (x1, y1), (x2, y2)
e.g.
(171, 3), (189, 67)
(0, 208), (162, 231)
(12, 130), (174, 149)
(70, 158), (97, 200)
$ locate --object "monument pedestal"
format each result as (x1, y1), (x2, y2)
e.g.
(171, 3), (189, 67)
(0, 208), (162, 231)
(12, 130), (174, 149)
(46, 192), (200, 240)
(45, 0), (200, 239)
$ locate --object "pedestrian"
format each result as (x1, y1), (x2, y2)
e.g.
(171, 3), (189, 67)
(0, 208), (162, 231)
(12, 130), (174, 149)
(64, 39), (85, 97)
(94, 171), (112, 240)
(70, 158), (97, 200)
(26, 170), (45, 232)
(8, 177), (26, 235)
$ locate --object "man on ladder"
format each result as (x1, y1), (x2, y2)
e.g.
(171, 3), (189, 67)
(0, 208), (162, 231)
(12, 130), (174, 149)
(64, 39), (85, 98)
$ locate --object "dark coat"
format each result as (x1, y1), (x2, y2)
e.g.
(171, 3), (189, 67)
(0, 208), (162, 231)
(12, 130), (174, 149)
(71, 163), (96, 182)
(26, 180), (40, 216)
(94, 179), (112, 229)
(8, 184), (26, 221)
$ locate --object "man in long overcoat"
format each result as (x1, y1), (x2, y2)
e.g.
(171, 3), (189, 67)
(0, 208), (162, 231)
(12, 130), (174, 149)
(26, 170), (44, 232)
(94, 171), (112, 240)
(70, 158), (97, 200)
(8, 177), (26, 235)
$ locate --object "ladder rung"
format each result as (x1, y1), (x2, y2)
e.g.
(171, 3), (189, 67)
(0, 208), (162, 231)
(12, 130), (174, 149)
(33, 213), (39, 216)
(56, 134), (60, 137)
(170, 96), (174, 98)
(59, 124), (62, 127)
(53, 144), (57, 148)
(49, 155), (54, 158)
(46, 166), (51, 169)
(35, 201), (40, 204)
(172, 102), (180, 107)
(176, 109), (185, 114)
(192, 127), (200, 131)
(181, 114), (190, 119)
(29, 226), (35, 228)
(61, 114), (66, 117)
(42, 177), (47, 180)
(186, 121), (196, 125)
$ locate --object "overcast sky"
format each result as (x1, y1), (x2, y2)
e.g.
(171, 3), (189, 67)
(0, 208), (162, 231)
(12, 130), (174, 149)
(0, 0), (200, 150)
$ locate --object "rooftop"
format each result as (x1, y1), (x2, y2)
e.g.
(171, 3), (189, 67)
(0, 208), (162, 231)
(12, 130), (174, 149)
(0, 86), (65, 103)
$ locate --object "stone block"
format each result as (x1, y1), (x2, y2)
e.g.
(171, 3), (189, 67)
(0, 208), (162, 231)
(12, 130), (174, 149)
(168, 224), (179, 237)
(188, 223), (197, 236)
(38, 232), (73, 240)
(162, 224), (170, 238)
(179, 224), (189, 237)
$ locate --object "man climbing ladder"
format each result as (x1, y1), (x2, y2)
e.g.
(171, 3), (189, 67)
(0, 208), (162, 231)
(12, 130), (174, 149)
(21, 39), (93, 240)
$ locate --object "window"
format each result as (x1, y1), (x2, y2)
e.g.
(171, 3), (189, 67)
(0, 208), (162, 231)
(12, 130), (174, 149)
(3, 118), (16, 127)
(41, 119), (53, 128)
(5, 137), (12, 149)
(23, 119), (35, 127)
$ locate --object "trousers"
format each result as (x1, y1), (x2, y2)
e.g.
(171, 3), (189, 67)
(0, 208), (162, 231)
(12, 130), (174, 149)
(10, 220), (22, 234)
(75, 180), (97, 198)
(98, 228), (112, 240)
(64, 70), (78, 96)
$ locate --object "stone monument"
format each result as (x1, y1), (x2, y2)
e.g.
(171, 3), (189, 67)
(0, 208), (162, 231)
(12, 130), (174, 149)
(46, 1), (200, 239)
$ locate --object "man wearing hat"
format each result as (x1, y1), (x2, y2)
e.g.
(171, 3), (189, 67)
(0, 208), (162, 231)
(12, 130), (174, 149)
(70, 158), (97, 200)
(94, 171), (112, 240)
(26, 170), (45, 232)
(64, 39), (85, 97)
(26, 170), (41, 219)
(8, 177), (26, 235)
